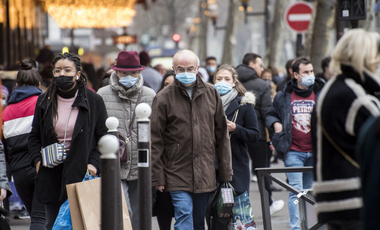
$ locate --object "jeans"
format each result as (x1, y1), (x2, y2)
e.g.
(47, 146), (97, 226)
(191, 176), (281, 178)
(284, 151), (313, 230)
(170, 191), (210, 230)
(13, 166), (46, 230)
(122, 180), (139, 230)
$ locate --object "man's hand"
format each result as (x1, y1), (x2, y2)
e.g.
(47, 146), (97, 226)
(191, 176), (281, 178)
(87, 164), (97, 176)
(274, 122), (283, 133)
(36, 161), (41, 173)
(0, 189), (7, 201)
(227, 120), (236, 132)
(155, 185), (164, 192)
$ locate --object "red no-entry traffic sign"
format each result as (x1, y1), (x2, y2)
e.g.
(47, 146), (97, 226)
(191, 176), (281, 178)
(284, 2), (313, 33)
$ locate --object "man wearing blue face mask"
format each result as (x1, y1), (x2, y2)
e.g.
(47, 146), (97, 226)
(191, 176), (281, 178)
(266, 58), (325, 230)
(97, 50), (156, 230)
(205, 56), (218, 84)
(151, 50), (232, 230)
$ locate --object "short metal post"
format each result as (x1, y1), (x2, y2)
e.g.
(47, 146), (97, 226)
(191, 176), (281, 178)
(299, 192), (307, 230)
(99, 133), (119, 230)
(136, 103), (152, 230)
(99, 117), (123, 230)
(257, 170), (272, 230)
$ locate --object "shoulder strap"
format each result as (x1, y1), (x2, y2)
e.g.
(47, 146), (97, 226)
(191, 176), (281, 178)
(318, 117), (360, 169)
(127, 88), (144, 138)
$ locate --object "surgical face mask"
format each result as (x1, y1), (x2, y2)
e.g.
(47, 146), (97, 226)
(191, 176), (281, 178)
(119, 76), (138, 88)
(215, 81), (233, 95)
(1, 99), (6, 106)
(300, 74), (315, 87)
(175, 72), (197, 85)
(206, 66), (217, 73)
(53, 76), (75, 91)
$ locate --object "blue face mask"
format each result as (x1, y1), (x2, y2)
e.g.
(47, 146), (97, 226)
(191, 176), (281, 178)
(206, 66), (217, 73)
(119, 76), (138, 88)
(300, 74), (315, 87)
(175, 73), (197, 85)
(215, 81), (232, 95)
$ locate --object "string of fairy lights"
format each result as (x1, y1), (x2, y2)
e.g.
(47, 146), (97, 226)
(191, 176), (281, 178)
(43, 0), (137, 28)
(0, 0), (137, 29)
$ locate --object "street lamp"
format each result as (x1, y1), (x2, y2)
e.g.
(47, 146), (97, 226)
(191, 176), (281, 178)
(207, 1), (219, 26)
(184, 17), (193, 35)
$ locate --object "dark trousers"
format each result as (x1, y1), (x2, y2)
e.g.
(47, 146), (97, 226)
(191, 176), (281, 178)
(156, 191), (174, 230)
(328, 220), (361, 230)
(13, 166), (46, 230)
(247, 139), (273, 205)
(45, 202), (62, 230)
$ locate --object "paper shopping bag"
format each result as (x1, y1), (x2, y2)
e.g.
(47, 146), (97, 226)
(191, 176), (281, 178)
(67, 178), (132, 230)
(67, 183), (84, 230)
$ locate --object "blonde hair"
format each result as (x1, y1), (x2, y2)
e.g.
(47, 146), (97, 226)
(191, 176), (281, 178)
(214, 64), (246, 96)
(330, 29), (380, 80)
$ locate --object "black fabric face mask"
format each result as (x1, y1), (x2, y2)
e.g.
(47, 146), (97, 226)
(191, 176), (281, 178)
(53, 76), (75, 91)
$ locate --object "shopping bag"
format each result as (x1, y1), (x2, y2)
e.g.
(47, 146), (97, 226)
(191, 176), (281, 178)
(231, 191), (257, 230)
(55, 172), (97, 230)
(52, 199), (72, 230)
(67, 177), (132, 230)
(207, 182), (235, 230)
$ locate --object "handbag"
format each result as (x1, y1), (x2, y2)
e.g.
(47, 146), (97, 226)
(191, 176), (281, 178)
(0, 203), (10, 230)
(41, 108), (73, 168)
(118, 88), (143, 163)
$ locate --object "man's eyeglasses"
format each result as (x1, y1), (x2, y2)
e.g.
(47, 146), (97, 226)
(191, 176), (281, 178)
(175, 67), (196, 73)
(52, 68), (76, 76)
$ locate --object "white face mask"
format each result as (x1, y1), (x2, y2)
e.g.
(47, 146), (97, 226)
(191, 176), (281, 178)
(1, 99), (6, 106)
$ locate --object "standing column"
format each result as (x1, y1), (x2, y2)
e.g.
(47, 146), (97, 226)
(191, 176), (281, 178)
(136, 103), (152, 230)
(98, 117), (123, 230)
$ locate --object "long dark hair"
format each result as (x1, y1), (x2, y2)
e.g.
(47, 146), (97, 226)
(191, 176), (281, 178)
(159, 70), (175, 92)
(40, 53), (89, 126)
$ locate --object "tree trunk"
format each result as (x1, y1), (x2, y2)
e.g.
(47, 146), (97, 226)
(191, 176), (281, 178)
(264, 0), (286, 68)
(221, 0), (236, 65)
(310, 0), (335, 74)
(363, 0), (376, 31)
(198, 0), (208, 63)
(301, 1), (318, 59)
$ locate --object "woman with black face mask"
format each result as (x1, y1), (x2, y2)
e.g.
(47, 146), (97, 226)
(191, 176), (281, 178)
(28, 53), (108, 230)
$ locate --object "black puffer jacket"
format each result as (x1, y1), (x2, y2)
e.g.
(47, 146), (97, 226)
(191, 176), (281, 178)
(236, 64), (272, 140)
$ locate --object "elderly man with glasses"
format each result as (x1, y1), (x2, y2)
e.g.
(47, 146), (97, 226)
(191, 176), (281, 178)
(151, 50), (233, 230)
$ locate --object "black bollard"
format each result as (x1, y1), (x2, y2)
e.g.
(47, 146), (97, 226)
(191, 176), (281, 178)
(99, 117), (123, 230)
(136, 103), (152, 230)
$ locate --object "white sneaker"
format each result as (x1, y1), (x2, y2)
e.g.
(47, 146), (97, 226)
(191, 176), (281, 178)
(270, 200), (284, 215)
(251, 175), (258, 182)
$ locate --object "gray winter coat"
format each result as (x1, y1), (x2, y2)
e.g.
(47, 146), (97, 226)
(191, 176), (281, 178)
(97, 73), (156, 180)
(0, 141), (12, 196)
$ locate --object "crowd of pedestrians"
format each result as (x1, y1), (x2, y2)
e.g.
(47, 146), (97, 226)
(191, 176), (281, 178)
(0, 28), (380, 230)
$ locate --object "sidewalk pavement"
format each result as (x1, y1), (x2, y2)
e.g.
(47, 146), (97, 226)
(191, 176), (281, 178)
(9, 161), (293, 230)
